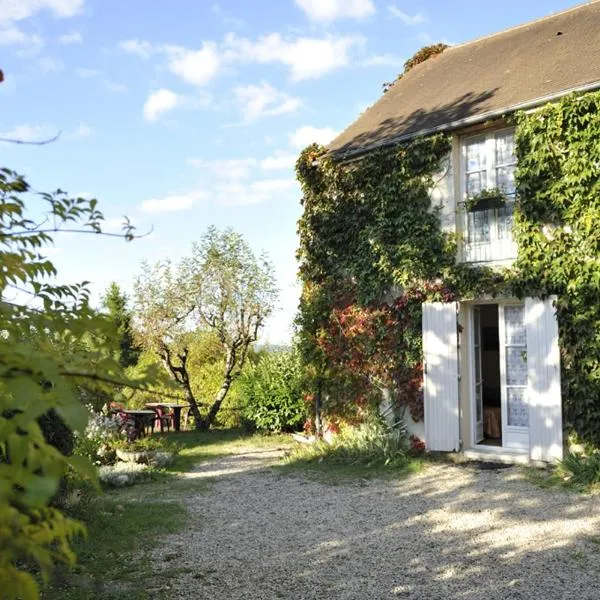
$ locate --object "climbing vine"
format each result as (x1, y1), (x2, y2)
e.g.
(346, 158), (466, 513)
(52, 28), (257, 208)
(297, 89), (600, 445)
(512, 91), (600, 444)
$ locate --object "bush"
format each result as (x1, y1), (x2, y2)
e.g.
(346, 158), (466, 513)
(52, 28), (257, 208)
(98, 462), (153, 487)
(239, 350), (306, 432)
(289, 413), (410, 467)
(74, 406), (122, 465)
(557, 449), (600, 487)
(38, 409), (75, 457)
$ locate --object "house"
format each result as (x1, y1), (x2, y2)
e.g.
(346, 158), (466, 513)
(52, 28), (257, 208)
(323, 2), (600, 463)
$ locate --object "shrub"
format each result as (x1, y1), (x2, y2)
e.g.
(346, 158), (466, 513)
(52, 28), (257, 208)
(289, 413), (409, 467)
(557, 450), (600, 487)
(97, 462), (152, 487)
(240, 350), (306, 432)
(38, 409), (75, 457)
(74, 406), (122, 465)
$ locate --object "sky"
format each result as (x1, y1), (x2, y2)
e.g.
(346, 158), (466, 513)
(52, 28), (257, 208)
(0, 0), (587, 343)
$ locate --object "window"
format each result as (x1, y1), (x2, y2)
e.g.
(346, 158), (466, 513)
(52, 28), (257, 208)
(461, 129), (517, 262)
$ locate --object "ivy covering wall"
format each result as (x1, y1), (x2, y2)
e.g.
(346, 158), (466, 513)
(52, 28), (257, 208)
(296, 90), (600, 445)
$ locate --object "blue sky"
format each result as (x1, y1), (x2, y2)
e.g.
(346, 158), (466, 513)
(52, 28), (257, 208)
(0, 0), (585, 343)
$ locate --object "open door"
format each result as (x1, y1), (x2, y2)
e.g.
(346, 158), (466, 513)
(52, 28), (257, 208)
(499, 304), (530, 451)
(525, 297), (563, 461)
(472, 307), (484, 443)
(423, 302), (460, 452)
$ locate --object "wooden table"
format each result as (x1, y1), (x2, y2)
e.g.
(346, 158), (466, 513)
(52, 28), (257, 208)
(121, 410), (156, 438)
(144, 403), (187, 431)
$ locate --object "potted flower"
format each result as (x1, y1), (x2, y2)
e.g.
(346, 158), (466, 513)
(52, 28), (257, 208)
(114, 436), (166, 464)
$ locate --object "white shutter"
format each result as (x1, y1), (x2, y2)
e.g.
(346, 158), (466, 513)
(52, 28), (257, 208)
(525, 296), (563, 462)
(423, 302), (460, 452)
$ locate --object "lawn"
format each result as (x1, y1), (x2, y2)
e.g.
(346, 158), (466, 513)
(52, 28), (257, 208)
(43, 429), (293, 600)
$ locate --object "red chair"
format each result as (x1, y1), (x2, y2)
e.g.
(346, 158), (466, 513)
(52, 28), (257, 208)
(152, 405), (174, 433)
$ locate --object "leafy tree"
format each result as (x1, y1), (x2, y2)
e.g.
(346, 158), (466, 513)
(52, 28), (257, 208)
(239, 349), (306, 433)
(102, 282), (140, 368)
(0, 168), (136, 599)
(134, 226), (278, 429)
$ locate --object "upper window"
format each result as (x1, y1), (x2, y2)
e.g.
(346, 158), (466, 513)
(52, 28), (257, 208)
(461, 129), (517, 263)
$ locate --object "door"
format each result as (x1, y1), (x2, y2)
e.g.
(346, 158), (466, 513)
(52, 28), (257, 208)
(472, 306), (484, 443)
(525, 297), (563, 462)
(499, 304), (530, 451)
(423, 302), (460, 452)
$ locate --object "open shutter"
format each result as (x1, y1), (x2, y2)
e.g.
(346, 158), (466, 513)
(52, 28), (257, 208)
(525, 296), (563, 462)
(423, 302), (460, 452)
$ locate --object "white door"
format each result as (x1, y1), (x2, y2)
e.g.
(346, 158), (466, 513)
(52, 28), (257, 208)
(472, 307), (484, 443)
(525, 297), (563, 462)
(423, 302), (460, 452)
(499, 304), (530, 451)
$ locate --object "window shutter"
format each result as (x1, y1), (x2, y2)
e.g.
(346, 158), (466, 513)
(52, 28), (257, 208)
(525, 296), (563, 462)
(423, 302), (460, 452)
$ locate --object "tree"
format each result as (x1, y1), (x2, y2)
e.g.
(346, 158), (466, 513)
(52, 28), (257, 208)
(134, 226), (278, 429)
(102, 282), (140, 368)
(0, 168), (136, 599)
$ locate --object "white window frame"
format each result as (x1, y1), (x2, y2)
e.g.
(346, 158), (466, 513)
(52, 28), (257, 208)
(459, 127), (518, 263)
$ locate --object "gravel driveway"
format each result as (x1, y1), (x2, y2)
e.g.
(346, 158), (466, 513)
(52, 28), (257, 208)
(151, 448), (600, 600)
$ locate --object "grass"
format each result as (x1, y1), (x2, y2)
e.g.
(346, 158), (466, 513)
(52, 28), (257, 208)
(43, 428), (293, 599)
(43, 426), (424, 598)
(165, 427), (292, 472)
(44, 492), (188, 600)
(279, 449), (424, 484)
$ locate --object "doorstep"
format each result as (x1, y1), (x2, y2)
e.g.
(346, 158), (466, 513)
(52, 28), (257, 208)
(462, 447), (531, 465)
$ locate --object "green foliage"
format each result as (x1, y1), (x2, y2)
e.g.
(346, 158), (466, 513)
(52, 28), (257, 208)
(0, 168), (136, 599)
(134, 227), (278, 429)
(556, 450), (600, 488)
(287, 413), (410, 468)
(296, 136), (470, 422)
(73, 407), (121, 466)
(102, 283), (140, 368)
(240, 349), (306, 432)
(383, 43), (449, 92)
(463, 187), (507, 212)
(513, 91), (600, 444)
(297, 89), (600, 448)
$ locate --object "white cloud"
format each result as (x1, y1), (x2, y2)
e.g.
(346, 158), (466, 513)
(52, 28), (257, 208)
(224, 33), (363, 81)
(38, 57), (64, 72)
(104, 80), (128, 92)
(0, 25), (43, 48)
(187, 157), (257, 180)
(289, 125), (338, 149)
(120, 32), (363, 86)
(75, 67), (100, 77)
(260, 152), (297, 171)
(119, 38), (155, 59)
(233, 82), (301, 123)
(0, 123), (55, 143)
(167, 42), (220, 86)
(58, 31), (82, 44)
(361, 53), (404, 67)
(388, 5), (427, 25)
(0, 0), (84, 22)
(143, 88), (181, 121)
(68, 122), (93, 138)
(295, 0), (375, 22)
(140, 194), (195, 213)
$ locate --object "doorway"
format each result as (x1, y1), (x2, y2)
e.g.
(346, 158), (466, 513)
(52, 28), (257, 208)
(471, 302), (530, 451)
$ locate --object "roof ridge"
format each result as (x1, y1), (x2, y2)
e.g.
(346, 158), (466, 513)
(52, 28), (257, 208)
(444, 0), (599, 54)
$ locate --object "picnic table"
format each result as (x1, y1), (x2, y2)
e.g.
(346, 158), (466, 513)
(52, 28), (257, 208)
(144, 403), (188, 431)
(121, 409), (156, 438)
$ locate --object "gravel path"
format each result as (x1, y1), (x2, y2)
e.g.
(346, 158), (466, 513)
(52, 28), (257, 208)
(150, 448), (600, 600)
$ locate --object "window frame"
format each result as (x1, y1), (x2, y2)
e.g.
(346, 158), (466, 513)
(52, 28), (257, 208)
(459, 127), (518, 263)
